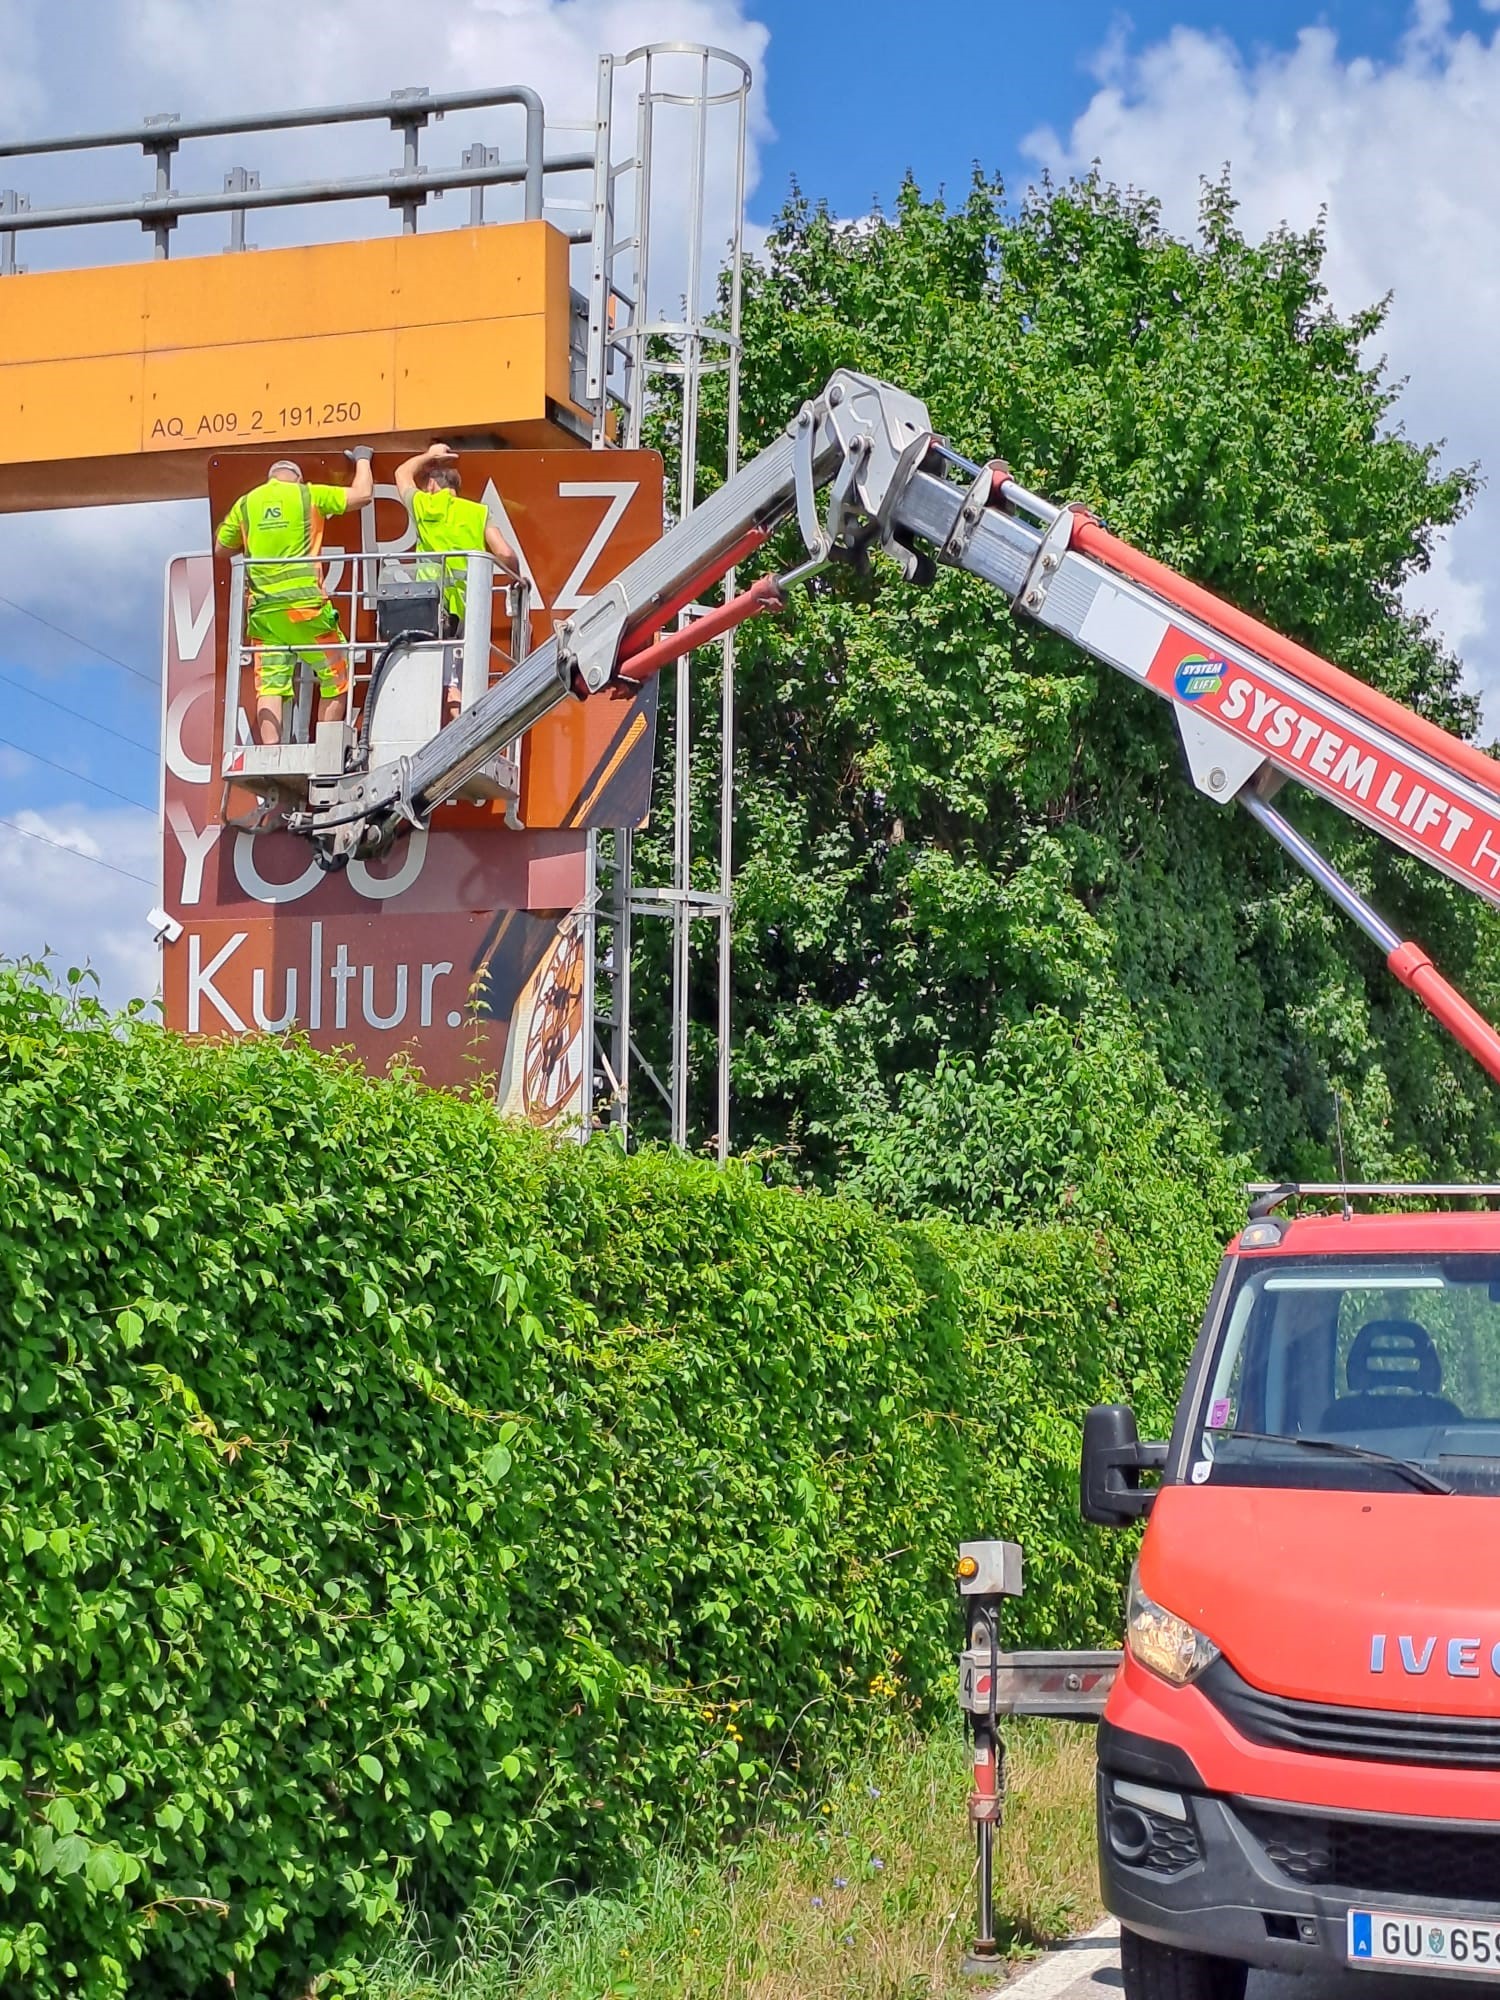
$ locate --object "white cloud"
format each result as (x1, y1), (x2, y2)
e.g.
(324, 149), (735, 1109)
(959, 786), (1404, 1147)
(0, 0), (42, 129)
(0, 804), (160, 1008)
(0, 500), (200, 656)
(1024, 2), (1500, 719)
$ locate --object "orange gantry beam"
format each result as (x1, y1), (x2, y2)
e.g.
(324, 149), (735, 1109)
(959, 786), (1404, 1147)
(0, 219), (588, 511)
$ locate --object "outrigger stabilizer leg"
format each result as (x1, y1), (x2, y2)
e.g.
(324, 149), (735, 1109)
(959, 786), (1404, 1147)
(956, 1541), (1024, 1976)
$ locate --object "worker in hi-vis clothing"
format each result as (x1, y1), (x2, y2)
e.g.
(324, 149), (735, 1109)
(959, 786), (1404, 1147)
(215, 449), (376, 745)
(394, 442), (519, 722)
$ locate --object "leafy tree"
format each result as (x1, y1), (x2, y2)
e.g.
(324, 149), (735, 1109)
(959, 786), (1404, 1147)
(641, 171), (1500, 1194)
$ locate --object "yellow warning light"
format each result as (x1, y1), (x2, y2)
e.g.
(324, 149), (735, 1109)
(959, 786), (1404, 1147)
(956, 1555), (980, 1581)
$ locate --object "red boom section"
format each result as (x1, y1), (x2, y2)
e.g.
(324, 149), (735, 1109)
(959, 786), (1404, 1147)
(1070, 519), (1500, 1082)
(617, 572), (785, 687)
(616, 526), (770, 662)
(1072, 518), (1500, 803)
(1388, 942), (1500, 1085)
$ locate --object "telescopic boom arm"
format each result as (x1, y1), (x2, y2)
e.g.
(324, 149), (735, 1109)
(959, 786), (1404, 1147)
(294, 369), (1500, 1085)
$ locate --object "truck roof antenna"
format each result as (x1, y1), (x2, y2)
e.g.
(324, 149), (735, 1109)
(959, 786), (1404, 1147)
(1333, 1091), (1352, 1220)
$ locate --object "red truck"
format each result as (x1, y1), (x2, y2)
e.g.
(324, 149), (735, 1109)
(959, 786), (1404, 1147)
(1084, 1184), (1500, 2000)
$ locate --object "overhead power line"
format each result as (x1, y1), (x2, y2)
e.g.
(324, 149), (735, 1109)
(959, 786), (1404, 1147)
(0, 815), (155, 888)
(0, 590), (158, 688)
(0, 731), (156, 816)
(0, 669), (159, 757)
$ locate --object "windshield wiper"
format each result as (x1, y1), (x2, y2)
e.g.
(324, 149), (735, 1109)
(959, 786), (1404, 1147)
(1212, 1429), (1455, 1495)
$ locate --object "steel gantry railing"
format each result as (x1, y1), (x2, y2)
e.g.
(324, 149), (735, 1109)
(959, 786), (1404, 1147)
(0, 86), (597, 267)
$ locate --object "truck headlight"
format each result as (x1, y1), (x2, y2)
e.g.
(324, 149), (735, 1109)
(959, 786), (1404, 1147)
(1126, 1561), (1220, 1686)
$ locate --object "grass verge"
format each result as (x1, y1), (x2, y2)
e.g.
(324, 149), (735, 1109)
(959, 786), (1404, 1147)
(359, 1719), (1099, 2000)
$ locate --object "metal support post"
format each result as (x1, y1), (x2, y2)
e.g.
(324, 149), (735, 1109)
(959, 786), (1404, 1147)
(0, 189), (27, 274)
(580, 43), (752, 1155)
(612, 827), (634, 1135)
(388, 93), (429, 236)
(581, 831), (600, 1131)
(463, 144), (500, 224)
(143, 114), (179, 258)
(224, 168), (259, 251)
(716, 85), (747, 1164)
(966, 1633), (1004, 1972)
(584, 55), (617, 441)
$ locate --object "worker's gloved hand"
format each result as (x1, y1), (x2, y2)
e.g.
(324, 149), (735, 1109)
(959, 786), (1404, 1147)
(345, 445), (375, 464)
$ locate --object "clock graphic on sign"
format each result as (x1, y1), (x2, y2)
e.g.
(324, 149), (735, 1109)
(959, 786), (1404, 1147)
(485, 910), (588, 1128)
(519, 919), (587, 1124)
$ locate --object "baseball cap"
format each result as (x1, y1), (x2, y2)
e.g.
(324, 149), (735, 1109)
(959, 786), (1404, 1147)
(269, 459), (303, 479)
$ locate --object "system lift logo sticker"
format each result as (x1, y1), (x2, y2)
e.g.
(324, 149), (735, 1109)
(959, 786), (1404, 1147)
(1174, 652), (1228, 703)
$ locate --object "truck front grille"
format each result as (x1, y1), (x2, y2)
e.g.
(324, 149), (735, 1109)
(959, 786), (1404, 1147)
(1201, 1658), (1500, 1770)
(1238, 1804), (1500, 1905)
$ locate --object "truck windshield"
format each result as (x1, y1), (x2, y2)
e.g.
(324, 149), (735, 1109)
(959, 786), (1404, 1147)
(1194, 1253), (1500, 1495)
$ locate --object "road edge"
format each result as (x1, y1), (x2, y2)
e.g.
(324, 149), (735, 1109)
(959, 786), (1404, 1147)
(977, 1917), (1122, 2000)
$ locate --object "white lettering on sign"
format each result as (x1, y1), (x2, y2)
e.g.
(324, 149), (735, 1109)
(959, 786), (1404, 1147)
(1220, 677), (1382, 805)
(420, 960), (453, 1027)
(221, 828), (432, 906)
(166, 804), (222, 906)
(309, 921), (322, 1031)
(187, 932), (247, 1032)
(232, 832), (323, 906)
(331, 940), (356, 1030)
(362, 484), (418, 559)
(553, 483), (640, 610)
(252, 964), (297, 1033)
(478, 480), (540, 597)
(180, 924), (465, 1038)
(168, 561), (215, 666)
(165, 684), (213, 785)
(347, 830), (428, 900)
(1331, 746), (1379, 798)
(360, 472), (639, 611)
(362, 962), (408, 1029)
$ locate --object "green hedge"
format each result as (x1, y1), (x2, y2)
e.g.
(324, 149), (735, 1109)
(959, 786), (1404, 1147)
(0, 971), (1223, 1996)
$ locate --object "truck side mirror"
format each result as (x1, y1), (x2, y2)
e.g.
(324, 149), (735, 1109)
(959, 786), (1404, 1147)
(1080, 1403), (1167, 1526)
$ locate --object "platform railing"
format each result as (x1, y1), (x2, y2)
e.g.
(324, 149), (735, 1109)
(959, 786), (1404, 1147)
(220, 549), (530, 808)
(0, 86), (596, 266)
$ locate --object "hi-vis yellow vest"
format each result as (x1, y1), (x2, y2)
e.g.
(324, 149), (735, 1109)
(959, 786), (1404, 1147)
(217, 480), (347, 609)
(411, 489), (490, 619)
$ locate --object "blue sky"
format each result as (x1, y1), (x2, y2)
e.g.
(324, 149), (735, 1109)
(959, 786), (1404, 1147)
(746, 0), (1468, 222)
(4, 0), (1500, 997)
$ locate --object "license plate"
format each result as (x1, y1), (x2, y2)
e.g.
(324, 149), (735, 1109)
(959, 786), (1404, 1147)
(1350, 1911), (1500, 1974)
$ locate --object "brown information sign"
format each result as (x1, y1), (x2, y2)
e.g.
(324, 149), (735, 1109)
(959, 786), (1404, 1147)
(161, 447), (663, 1114)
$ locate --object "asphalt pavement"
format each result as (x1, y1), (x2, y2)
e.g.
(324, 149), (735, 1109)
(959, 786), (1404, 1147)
(984, 1920), (1500, 2000)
